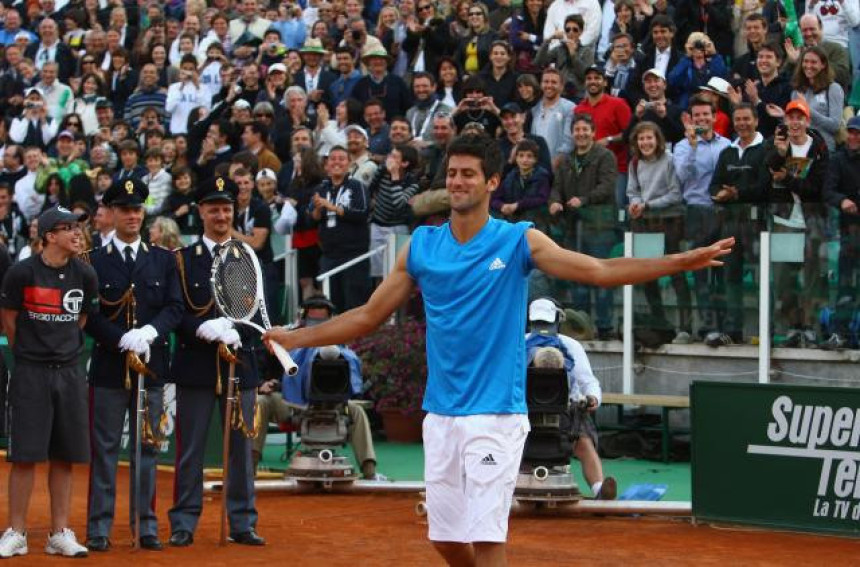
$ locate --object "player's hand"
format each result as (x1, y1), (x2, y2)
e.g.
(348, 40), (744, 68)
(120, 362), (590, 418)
(678, 237), (734, 271)
(263, 326), (296, 353)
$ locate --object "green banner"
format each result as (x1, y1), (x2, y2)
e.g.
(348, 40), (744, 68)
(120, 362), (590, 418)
(692, 382), (860, 536)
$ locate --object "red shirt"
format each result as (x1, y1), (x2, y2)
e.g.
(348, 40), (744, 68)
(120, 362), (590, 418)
(574, 94), (632, 173)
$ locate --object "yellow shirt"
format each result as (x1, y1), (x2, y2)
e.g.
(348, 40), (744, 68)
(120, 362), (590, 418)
(465, 39), (479, 74)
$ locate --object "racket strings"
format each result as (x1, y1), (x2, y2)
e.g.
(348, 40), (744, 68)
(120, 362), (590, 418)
(214, 248), (259, 320)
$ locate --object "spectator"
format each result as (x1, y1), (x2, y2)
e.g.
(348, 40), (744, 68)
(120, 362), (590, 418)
(112, 139), (147, 182)
(90, 201), (115, 249)
(232, 166), (278, 314)
(707, 103), (769, 347)
(435, 56), (464, 109)
(603, 32), (642, 105)
(293, 38), (337, 119)
(105, 48), (138, 116)
(763, 99), (830, 347)
(492, 138), (551, 225)
(785, 14), (851, 95)
(14, 147), (45, 220)
(311, 145), (370, 312)
(534, 14), (593, 100)
(70, 72), (106, 136)
(731, 13), (769, 83)
(548, 114), (617, 338)
(25, 18), (75, 82)
(367, 144), (420, 279)
(574, 65), (633, 206)
(509, 0), (547, 74)
(123, 64), (168, 131)
(626, 121), (689, 340)
(676, 0), (733, 58)
(198, 12), (233, 60)
(530, 68), (575, 169)
(282, 144), (325, 300)
(628, 16), (681, 99)
(402, 0), (453, 78)
(34, 61), (72, 123)
(821, 116), (860, 350)
(165, 55), (210, 135)
(406, 72), (452, 149)
(697, 77), (733, 138)
(353, 45), (412, 117)
(10, 88), (58, 150)
(454, 2), (496, 76)
(198, 42), (228, 101)
(241, 120), (282, 172)
(668, 31), (729, 110)
(194, 119), (235, 182)
(479, 41), (518, 108)
(788, 45), (844, 151)
(328, 46), (362, 108)
(229, 0), (272, 56)
(0, 145), (27, 192)
(0, 10), (36, 47)
(345, 124), (378, 188)
(804, 0), (859, 49)
(142, 148), (172, 216)
(497, 102), (552, 178)
(543, 0), (602, 51)
(162, 166), (197, 233)
(726, 41), (792, 139)
(673, 95), (730, 342)
(0, 184), (27, 257)
(148, 216), (183, 250)
(626, 68), (685, 147)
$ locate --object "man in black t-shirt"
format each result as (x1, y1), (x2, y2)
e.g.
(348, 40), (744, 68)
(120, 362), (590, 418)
(0, 206), (98, 559)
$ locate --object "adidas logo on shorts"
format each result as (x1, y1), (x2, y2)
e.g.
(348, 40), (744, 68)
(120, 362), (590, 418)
(480, 454), (497, 465)
(488, 258), (506, 271)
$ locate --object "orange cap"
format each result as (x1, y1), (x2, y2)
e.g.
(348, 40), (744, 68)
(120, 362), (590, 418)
(785, 100), (810, 119)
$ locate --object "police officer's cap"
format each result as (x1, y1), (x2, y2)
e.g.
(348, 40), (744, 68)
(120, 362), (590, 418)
(196, 175), (238, 204)
(104, 177), (149, 207)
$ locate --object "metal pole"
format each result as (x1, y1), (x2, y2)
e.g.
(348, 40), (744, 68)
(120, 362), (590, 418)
(133, 372), (144, 550)
(622, 231), (634, 395)
(758, 231), (771, 384)
(219, 358), (237, 546)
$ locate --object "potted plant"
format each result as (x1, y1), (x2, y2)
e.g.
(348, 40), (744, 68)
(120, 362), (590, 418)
(352, 318), (427, 443)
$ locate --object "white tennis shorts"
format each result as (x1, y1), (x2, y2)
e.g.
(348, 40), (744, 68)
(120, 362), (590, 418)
(423, 413), (530, 543)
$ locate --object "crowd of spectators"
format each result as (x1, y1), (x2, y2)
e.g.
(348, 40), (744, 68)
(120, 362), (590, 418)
(0, 0), (858, 348)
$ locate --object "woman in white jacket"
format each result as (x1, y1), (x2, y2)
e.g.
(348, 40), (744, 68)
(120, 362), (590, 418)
(70, 73), (105, 135)
(165, 55), (212, 135)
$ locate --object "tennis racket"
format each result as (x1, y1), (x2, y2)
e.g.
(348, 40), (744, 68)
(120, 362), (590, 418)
(211, 239), (299, 376)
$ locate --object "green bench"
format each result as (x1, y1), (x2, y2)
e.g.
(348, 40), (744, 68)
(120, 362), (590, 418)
(599, 393), (690, 463)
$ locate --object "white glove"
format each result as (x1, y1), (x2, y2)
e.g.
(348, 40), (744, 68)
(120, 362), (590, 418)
(196, 317), (233, 342)
(139, 324), (158, 343)
(118, 328), (151, 355)
(219, 328), (242, 349)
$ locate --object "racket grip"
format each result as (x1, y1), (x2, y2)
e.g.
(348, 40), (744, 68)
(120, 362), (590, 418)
(272, 342), (299, 376)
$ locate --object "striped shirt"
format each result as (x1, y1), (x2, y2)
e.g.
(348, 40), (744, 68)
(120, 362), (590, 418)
(368, 168), (419, 227)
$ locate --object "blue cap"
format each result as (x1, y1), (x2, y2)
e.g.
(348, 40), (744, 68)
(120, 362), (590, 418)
(847, 116), (860, 131)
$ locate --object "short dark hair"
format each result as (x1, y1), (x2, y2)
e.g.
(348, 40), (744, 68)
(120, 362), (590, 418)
(244, 120), (269, 141)
(231, 150), (259, 174)
(650, 14), (675, 33)
(462, 75), (487, 95)
(412, 71), (436, 85)
(688, 94), (715, 113)
(744, 13), (767, 27)
(731, 102), (757, 117)
(117, 139), (140, 155)
(515, 138), (540, 158)
(393, 143), (419, 172)
(758, 40), (784, 61)
(445, 133), (503, 181)
(564, 13), (584, 29)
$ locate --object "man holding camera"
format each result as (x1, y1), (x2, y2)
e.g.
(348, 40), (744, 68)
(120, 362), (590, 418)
(124, 64), (168, 131)
(9, 88), (58, 151)
(166, 54), (211, 135)
(626, 68), (684, 146)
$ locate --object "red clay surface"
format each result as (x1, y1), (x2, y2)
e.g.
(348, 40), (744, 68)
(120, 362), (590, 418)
(1, 463), (858, 565)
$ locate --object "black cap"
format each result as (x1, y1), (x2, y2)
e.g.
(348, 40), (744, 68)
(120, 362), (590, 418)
(104, 178), (149, 207)
(95, 97), (112, 109)
(196, 175), (238, 204)
(500, 102), (523, 116)
(38, 205), (88, 237)
(584, 65), (606, 78)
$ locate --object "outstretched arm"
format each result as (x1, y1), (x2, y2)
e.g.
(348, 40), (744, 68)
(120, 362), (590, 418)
(263, 243), (415, 351)
(527, 229), (733, 288)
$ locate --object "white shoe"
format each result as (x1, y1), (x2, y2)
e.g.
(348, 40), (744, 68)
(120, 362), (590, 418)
(45, 528), (88, 558)
(0, 527), (28, 558)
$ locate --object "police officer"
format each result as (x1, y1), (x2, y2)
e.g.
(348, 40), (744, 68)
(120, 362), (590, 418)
(168, 176), (265, 547)
(83, 178), (184, 552)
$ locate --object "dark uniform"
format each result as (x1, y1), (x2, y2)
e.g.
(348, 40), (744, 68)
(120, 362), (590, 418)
(83, 179), (183, 550)
(168, 177), (263, 546)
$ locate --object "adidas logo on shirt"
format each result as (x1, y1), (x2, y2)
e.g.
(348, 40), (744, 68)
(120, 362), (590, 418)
(480, 454), (497, 465)
(488, 258), (506, 271)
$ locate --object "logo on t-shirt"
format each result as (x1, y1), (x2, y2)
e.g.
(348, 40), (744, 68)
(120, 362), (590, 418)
(480, 454), (497, 465)
(63, 289), (84, 314)
(488, 257), (506, 271)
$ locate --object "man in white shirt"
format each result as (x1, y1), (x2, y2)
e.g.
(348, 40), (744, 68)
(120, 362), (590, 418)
(530, 68), (575, 169)
(35, 61), (72, 123)
(543, 0), (603, 52)
(13, 147), (44, 221)
(165, 55), (212, 135)
(229, 0), (272, 60)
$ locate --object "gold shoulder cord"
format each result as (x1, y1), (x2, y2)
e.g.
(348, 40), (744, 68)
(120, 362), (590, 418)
(218, 344), (261, 439)
(175, 249), (215, 317)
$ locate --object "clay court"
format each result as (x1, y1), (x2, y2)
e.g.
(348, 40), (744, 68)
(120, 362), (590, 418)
(0, 464), (857, 565)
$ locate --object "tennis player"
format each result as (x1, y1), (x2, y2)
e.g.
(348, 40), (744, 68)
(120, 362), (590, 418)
(264, 133), (733, 566)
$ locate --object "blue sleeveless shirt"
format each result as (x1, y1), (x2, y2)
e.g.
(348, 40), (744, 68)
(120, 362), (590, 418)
(407, 217), (534, 415)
